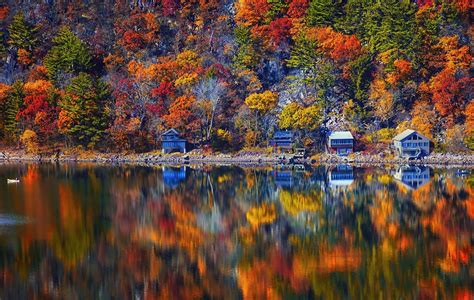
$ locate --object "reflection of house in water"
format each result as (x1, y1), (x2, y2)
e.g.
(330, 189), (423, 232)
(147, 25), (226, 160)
(394, 165), (431, 190)
(273, 169), (294, 187)
(328, 165), (354, 188)
(162, 166), (187, 188)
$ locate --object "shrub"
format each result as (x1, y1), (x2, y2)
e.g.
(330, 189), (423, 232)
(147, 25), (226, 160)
(20, 129), (39, 153)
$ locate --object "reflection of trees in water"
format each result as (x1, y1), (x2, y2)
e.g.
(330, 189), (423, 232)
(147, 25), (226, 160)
(0, 164), (472, 298)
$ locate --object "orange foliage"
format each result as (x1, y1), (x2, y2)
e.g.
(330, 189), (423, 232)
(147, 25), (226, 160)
(0, 83), (10, 101)
(17, 49), (33, 66)
(27, 65), (48, 81)
(238, 259), (281, 300)
(23, 80), (53, 95)
(428, 68), (471, 125)
(235, 0), (269, 27)
(387, 59), (412, 85)
(162, 95), (199, 133)
(308, 27), (363, 62)
(410, 100), (435, 139)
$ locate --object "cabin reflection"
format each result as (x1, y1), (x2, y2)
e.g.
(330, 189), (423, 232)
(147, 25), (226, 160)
(273, 168), (294, 187)
(328, 165), (354, 188)
(162, 166), (187, 188)
(393, 165), (432, 190)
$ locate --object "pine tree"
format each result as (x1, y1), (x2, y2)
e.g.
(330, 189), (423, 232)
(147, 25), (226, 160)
(2, 81), (24, 141)
(60, 73), (109, 148)
(266, 0), (288, 19)
(233, 25), (260, 70)
(306, 0), (343, 28)
(8, 13), (37, 51)
(44, 27), (93, 82)
(343, 0), (374, 37)
(366, 0), (419, 60)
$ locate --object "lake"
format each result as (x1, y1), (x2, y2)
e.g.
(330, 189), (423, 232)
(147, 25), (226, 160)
(0, 163), (472, 299)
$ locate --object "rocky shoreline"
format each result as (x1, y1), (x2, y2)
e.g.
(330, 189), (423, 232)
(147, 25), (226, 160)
(1, 149), (474, 167)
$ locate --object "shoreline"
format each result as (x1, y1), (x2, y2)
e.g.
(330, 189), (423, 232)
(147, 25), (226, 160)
(1, 150), (474, 168)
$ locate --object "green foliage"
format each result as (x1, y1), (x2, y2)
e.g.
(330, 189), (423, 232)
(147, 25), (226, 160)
(287, 34), (320, 71)
(306, 0), (343, 28)
(266, 0), (288, 19)
(342, 0), (373, 36)
(44, 27), (93, 82)
(8, 13), (37, 51)
(349, 53), (373, 103)
(233, 25), (259, 70)
(366, 0), (419, 60)
(60, 73), (109, 148)
(2, 81), (23, 141)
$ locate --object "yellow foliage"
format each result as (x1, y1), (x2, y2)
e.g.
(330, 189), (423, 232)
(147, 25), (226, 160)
(0, 83), (10, 101)
(410, 100), (435, 139)
(377, 174), (393, 185)
(279, 102), (323, 130)
(369, 79), (394, 122)
(280, 190), (322, 216)
(23, 80), (53, 95)
(20, 130), (39, 153)
(175, 72), (199, 87)
(244, 90), (278, 113)
(246, 203), (277, 227)
(176, 50), (202, 69)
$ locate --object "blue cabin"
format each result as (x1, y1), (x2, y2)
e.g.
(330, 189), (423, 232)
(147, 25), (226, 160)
(327, 131), (354, 156)
(162, 128), (187, 154)
(269, 130), (294, 152)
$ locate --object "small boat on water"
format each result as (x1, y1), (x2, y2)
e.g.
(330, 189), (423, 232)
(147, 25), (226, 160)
(7, 178), (20, 184)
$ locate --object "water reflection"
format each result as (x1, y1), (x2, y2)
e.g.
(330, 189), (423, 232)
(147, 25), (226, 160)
(394, 165), (431, 190)
(0, 163), (472, 299)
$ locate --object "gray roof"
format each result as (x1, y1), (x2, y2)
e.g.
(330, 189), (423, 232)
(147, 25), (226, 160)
(393, 129), (430, 141)
(162, 128), (180, 136)
(328, 131), (354, 140)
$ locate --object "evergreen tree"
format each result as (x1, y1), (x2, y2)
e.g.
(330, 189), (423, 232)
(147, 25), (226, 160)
(44, 27), (93, 82)
(0, 30), (6, 60)
(343, 0), (374, 37)
(8, 13), (37, 51)
(306, 0), (343, 28)
(233, 25), (260, 70)
(366, 0), (419, 60)
(2, 81), (24, 141)
(60, 73), (109, 148)
(266, 0), (288, 19)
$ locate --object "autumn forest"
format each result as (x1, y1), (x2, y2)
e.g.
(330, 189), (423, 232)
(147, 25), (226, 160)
(0, 0), (472, 153)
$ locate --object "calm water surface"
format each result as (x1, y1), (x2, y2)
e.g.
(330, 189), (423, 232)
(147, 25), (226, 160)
(0, 163), (472, 299)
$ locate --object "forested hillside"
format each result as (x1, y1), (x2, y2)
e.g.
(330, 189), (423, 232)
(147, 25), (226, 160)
(0, 0), (472, 153)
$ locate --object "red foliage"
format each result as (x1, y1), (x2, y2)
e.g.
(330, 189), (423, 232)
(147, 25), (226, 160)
(287, 0), (309, 18)
(429, 68), (471, 125)
(309, 27), (363, 62)
(0, 6), (9, 21)
(151, 81), (175, 100)
(452, 0), (473, 12)
(162, 0), (179, 16)
(268, 17), (293, 48)
(416, 0), (433, 7)
(17, 94), (57, 135)
(121, 30), (146, 51)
